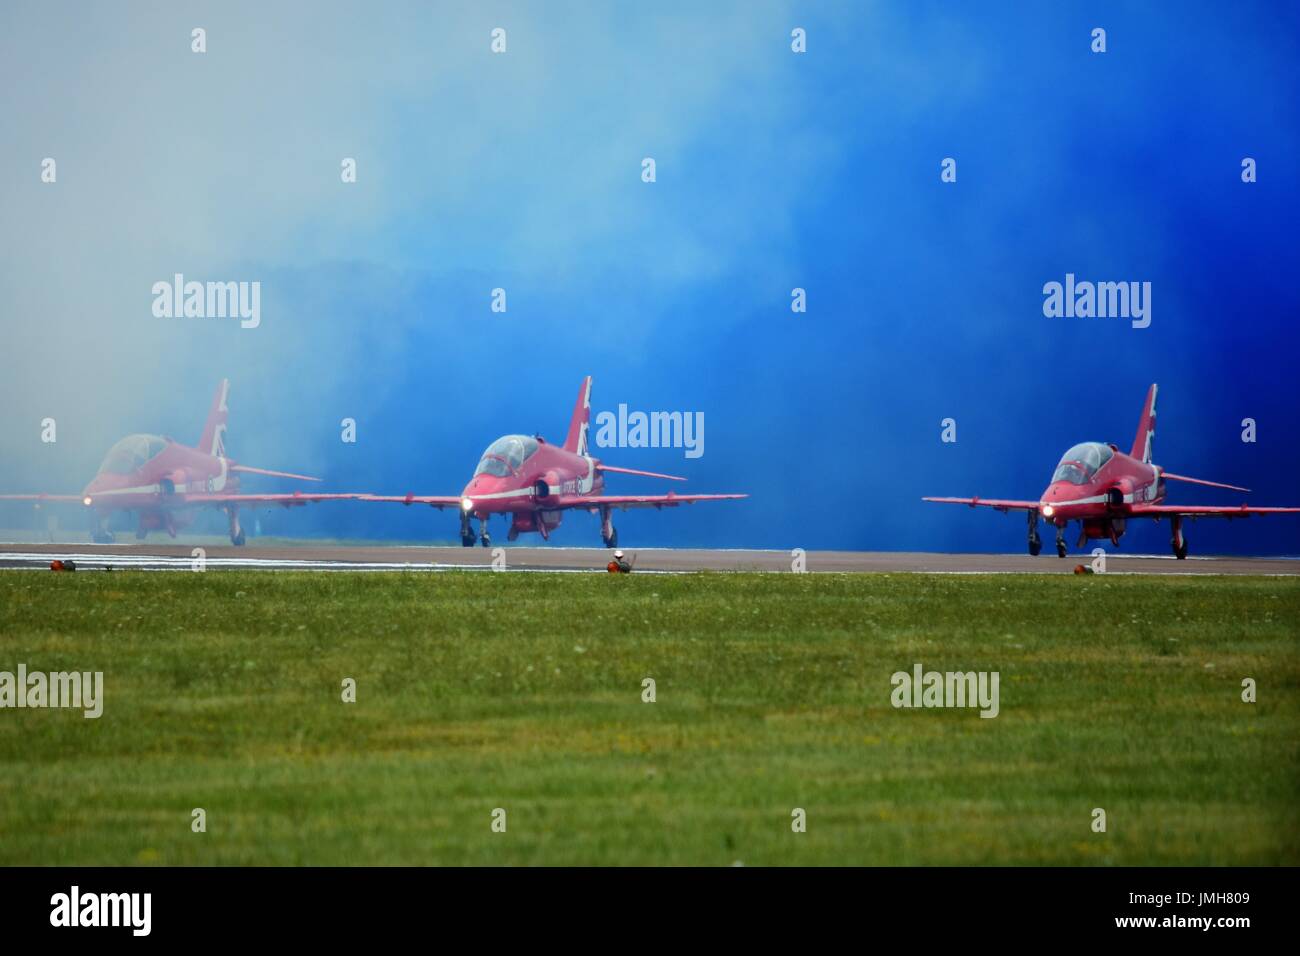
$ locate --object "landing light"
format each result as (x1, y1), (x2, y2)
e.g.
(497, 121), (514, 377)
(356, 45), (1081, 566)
(1042, 504), (1055, 518)
(82, 496), (93, 507)
(461, 497), (473, 512)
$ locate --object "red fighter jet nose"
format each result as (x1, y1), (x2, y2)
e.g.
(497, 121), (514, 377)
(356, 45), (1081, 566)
(464, 475), (510, 496)
(461, 474), (514, 513)
(1038, 481), (1079, 519)
(1040, 481), (1076, 504)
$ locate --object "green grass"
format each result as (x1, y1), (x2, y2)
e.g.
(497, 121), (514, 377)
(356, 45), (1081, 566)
(0, 570), (1296, 865)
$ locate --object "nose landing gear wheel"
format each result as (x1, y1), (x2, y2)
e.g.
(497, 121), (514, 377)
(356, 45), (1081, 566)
(1028, 538), (1041, 556)
(231, 529), (246, 546)
(602, 528), (618, 549)
(1056, 542), (1067, 558)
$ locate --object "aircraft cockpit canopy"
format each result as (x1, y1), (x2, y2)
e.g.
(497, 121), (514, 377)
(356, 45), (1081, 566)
(98, 434), (169, 475)
(1051, 441), (1114, 485)
(474, 435), (540, 477)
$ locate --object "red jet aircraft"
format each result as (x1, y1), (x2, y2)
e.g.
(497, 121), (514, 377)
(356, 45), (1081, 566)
(1, 379), (358, 545)
(362, 376), (747, 547)
(924, 384), (1300, 558)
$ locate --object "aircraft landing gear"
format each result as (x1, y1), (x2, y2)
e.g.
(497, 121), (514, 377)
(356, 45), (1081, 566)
(600, 505), (618, 549)
(135, 527), (148, 540)
(1055, 524), (1067, 558)
(1027, 510), (1042, 556)
(1171, 515), (1188, 559)
(479, 515), (491, 548)
(91, 513), (114, 544)
(227, 506), (246, 546)
(460, 509), (475, 547)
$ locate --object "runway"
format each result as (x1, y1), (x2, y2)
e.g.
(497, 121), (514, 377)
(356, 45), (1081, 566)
(0, 542), (1296, 575)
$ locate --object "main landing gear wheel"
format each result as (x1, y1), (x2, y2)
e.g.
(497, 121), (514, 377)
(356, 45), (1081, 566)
(1171, 516), (1188, 559)
(600, 504), (617, 549)
(226, 505), (245, 547)
(1056, 542), (1067, 558)
(461, 532), (476, 547)
(92, 531), (115, 544)
(1027, 511), (1041, 556)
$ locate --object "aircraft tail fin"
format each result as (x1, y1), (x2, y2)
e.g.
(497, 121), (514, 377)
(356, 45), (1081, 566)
(1130, 383), (1157, 464)
(563, 375), (593, 456)
(200, 379), (230, 458)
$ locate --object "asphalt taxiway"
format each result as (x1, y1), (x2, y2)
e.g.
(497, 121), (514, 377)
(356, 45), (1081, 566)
(0, 542), (1295, 574)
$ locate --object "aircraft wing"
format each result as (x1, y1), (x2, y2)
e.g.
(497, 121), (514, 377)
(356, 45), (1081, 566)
(1128, 503), (1300, 518)
(357, 494), (464, 510)
(560, 493), (748, 511)
(922, 496), (1041, 512)
(0, 494), (88, 503)
(180, 492), (364, 508)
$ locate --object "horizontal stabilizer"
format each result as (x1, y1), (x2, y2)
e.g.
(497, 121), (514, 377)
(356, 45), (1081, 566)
(1161, 472), (1249, 493)
(597, 464), (687, 482)
(230, 465), (322, 482)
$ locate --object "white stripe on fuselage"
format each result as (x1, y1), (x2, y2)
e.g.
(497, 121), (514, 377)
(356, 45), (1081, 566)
(92, 467), (229, 500)
(468, 488), (539, 502)
(472, 460), (595, 503)
(1052, 486), (1159, 508)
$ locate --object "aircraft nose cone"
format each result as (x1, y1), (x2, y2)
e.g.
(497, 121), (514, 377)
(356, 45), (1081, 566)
(464, 475), (507, 496)
(461, 474), (510, 511)
(81, 479), (103, 506)
(1041, 481), (1075, 503)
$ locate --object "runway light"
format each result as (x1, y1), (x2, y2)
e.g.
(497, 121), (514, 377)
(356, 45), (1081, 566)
(461, 497), (474, 512)
(82, 496), (93, 507)
(1042, 504), (1054, 518)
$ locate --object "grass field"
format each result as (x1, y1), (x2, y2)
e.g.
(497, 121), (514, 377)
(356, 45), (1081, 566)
(0, 570), (1296, 865)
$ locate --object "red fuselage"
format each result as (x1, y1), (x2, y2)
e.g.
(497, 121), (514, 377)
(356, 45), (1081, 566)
(924, 384), (1299, 558)
(460, 435), (601, 535)
(82, 434), (237, 530)
(1037, 441), (1161, 540)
